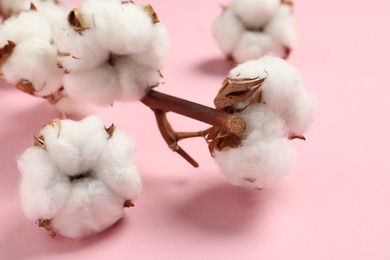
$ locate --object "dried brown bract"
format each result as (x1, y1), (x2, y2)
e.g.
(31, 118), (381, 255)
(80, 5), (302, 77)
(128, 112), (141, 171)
(33, 135), (46, 149)
(144, 5), (159, 24)
(68, 8), (90, 33)
(43, 87), (65, 105)
(214, 77), (265, 113)
(37, 219), (57, 238)
(203, 127), (241, 155)
(124, 200), (135, 208)
(16, 80), (35, 95)
(0, 40), (16, 67)
(105, 124), (116, 138)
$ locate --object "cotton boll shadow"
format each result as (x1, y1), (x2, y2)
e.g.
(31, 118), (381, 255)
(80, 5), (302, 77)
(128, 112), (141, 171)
(175, 183), (268, 234)
(0, 205), (127, 260)
(195, 57), (234, 76)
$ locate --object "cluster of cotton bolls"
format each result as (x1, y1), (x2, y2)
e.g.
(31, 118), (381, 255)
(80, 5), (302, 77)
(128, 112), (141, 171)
(57, 0), (170, 107)
(0, 0), (170, 114)
(214, 55), (315, 189)
(17, 115), (142, 238)
(212, 0), (296, 63)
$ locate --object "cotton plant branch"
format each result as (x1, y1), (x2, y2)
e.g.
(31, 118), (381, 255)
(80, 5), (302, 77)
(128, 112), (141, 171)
(142, 89), (247, 167)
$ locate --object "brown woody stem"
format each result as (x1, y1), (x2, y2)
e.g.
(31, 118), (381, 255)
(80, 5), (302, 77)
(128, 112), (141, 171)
(141, 89), (246, 135)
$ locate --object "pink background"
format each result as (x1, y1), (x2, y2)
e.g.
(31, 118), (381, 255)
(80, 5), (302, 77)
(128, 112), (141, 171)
(1, 0), (390, 259)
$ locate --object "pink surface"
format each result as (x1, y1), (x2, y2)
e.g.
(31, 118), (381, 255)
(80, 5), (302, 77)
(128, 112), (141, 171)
(1, 0), (390, 259)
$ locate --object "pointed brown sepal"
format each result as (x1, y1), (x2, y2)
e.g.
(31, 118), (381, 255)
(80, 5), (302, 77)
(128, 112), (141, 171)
(37, 219), (57, 238)
(16, 80), (35, 96)
(67, 8), (90, 33)
(288, 133), (306, 141)
(0, 40), (16, 67)
(43, 87), (65, 105)
(281, 0), (294, 7)
(124, 200), (135, 208)
(244, 177), (256, 183)
(203, 127), (241, 156)
(105, 124), (116, 138)
(37, 219), (52, 231)
(30, 3), (37, 11)
(144, 5), (160, 24)
(33, 135), (46, 149)
(283, 46), (292, 59)
(57, 50), (71, 57)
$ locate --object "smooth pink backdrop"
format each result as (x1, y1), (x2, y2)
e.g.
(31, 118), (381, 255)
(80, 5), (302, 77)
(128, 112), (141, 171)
(1, 0), (389, 259)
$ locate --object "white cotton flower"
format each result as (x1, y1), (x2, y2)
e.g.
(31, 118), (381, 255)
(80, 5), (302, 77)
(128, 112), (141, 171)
(17, 115), (142, 238)
(213, 56), (315, 188)
(228, 56), (316, 134)
(53, 1), (169, 105)
(213, 0), (296, 62)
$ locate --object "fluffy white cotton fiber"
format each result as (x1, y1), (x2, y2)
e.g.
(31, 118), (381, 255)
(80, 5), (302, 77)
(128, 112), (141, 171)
(57, 0), (170, 107)
(213, 0), (296, 62)
(0, 7), (64, 99)
(17, 115), (142, 238)
(214, 56), (315, 188)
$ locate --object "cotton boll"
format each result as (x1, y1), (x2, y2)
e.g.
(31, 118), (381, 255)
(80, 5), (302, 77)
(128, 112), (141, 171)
(96, 128), (142, 200)
(0, 11), (52, 46)
(231, 0), (280, 29)
(212, 8), (245, 56)
(18, 147), (71, 220)
(64, 64), (120, 106)
(232, 31), (275, 63)
(18, 115), (141, 238)
(54, 20), (109, 72)
(1, 38), (63, 96)
(51, 179), (125, 238)
(265, 4), (297, 48)
(116, 57), (161, 101)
